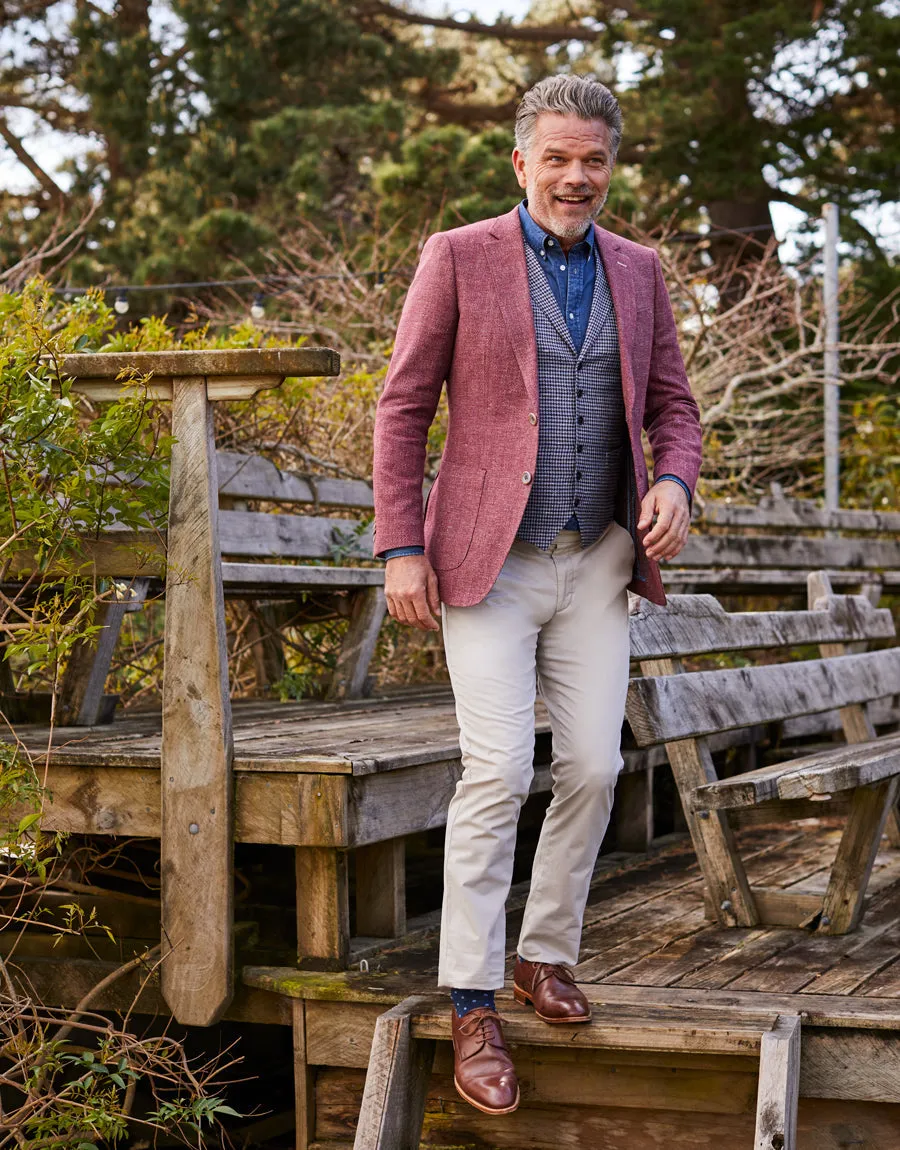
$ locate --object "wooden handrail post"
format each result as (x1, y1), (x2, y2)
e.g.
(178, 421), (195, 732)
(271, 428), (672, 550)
(60, 348), (340, 1026)
(161, 375), (234, 1026)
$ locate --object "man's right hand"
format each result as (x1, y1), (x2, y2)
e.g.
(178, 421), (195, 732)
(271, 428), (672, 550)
(385, 554), (441, 631)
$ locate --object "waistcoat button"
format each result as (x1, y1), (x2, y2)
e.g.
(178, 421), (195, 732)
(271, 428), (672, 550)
(522, 471), (533, 484)
(528, 412), (537, 425)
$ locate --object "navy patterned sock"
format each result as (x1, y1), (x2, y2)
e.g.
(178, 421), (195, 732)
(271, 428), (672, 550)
(450, 988), (495, 1017)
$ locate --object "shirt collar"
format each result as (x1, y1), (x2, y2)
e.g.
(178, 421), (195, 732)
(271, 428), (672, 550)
(518, 200), (595, 261)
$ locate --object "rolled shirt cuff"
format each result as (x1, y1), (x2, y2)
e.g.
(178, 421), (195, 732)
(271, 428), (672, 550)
(654, 473), (692, 510)
(378, 545), (426, 560)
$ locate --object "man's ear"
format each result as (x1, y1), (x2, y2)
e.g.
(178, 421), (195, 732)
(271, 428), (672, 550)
(511, 148), (528, 191)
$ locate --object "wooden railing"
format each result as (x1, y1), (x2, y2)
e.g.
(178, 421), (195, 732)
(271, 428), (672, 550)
(62, 348), (339, 1027)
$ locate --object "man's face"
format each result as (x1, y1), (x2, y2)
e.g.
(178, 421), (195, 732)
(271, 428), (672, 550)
(512, 113), (613, 244)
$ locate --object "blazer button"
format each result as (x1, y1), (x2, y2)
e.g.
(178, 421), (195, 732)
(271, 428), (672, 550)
(528, 412), (537, 425)
(522, 471), (533, 484)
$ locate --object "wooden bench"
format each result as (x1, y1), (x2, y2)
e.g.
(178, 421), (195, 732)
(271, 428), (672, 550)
(627, 571), (900, 935)
(665, 486), (900, 598)
(4, 349), (398, 725)
(52, 446), (385, 725)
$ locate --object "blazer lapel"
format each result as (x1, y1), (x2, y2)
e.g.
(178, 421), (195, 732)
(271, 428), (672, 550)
(594, 226), (636, 422)
(483, 208), (539, 408)
(577, 249), (615, 359)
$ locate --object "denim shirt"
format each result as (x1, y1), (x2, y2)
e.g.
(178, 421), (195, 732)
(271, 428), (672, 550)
(517, 201), (596, 353)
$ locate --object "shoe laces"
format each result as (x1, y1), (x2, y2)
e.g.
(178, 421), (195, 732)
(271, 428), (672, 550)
(461, 1006), (507, 1045)
(535, 961), (576, 987)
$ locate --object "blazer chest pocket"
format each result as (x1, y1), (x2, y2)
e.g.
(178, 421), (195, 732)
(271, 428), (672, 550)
(425, 461), (487, 571)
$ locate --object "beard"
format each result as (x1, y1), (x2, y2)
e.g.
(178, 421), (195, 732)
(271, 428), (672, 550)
(527, 181), (607, 240)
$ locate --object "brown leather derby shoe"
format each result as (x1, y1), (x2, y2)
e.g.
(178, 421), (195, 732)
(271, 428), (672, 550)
(513, 957), (592, 1024)
(451, 1006), (520, 1115)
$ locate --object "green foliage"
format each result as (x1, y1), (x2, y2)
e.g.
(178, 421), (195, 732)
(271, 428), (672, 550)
(0, 282), (172, 687)
(842, 396), (900, 512)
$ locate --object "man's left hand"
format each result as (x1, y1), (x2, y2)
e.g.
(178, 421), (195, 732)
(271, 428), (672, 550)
(638, 481), (691, 562)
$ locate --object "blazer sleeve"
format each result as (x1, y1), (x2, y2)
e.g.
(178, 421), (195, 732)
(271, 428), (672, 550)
(642, 250), (702, 495)
(372, 232), (459, 555)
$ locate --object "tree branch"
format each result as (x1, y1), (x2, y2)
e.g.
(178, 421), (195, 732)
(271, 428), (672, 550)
(366, 0), (605, 42)
(0, 113), (68, 205)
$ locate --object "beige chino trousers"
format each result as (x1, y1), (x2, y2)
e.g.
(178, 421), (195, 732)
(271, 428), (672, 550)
(438, 522), (634, 989)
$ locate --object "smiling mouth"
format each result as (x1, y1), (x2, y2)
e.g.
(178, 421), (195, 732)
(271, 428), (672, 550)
(555, 194), (593, 205)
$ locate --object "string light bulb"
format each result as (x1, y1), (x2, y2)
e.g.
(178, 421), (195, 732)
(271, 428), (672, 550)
(113, 289), (130, 315)
(250, 292), (266, 321)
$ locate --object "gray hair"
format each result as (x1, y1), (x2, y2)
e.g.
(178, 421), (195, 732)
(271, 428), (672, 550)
(515, 75), (622, 162)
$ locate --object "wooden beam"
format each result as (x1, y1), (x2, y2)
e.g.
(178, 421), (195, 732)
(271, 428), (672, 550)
(160, 376), (234, 1027)
(57, 579), (148, 726)
(355, 840), (406, 938)
(754, 1014), (801, 1150)
(293, 1000), (316, 1150)
(61, 347), (339, 383)
(296, 847), (350, 967)
(613, 766), (654, 852)
(328, 587), (387, 701)
(639, 658), (757, 929)
(818, 777), (900, 935)
(352, 997), (436, 1150)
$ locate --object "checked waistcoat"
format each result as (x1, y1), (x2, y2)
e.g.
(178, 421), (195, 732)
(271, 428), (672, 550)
(516, 241), (628, 551)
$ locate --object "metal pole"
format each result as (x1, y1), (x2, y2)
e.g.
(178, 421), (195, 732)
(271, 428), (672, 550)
(823, 203), (840, 511)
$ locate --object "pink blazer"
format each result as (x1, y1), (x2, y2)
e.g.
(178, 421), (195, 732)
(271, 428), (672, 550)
(372, 206), (702, 607)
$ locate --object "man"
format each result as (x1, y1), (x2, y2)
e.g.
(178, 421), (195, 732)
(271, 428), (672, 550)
(372, 75), (701, 1116)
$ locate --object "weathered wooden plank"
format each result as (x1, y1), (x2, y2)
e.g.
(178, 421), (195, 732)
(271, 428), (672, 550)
(218, 510), (373, 561)
(61, 347), (340, 381)
(637, 657), (757, 928)
(293, 1000), (317, 1150)
(692, 733), (900, 809)
(699, 497), (900, 534)
(57, 578), (149, 726)
(221, 562), (383, 590)
(241, 966), (900, 1028)
(305, 1001), (386, 1068)
(328, 588), (387, 701)
(319, 1065), (900, 1149)
(346, 761), (553, 846)
(630, 593), (894, 661)
(296, 847), (350, 967)
(664, 567), (900, 590)
(325, 1067), (900, 1149)
(754, 1014), (800, 1150)
(217, 451), (374, 509)
(800, 924), (900, 996)
(745, 888), (822, 928)
(308, 1020), (900, 1108)
(355, 840), (406, 938)
(160, 376), (234, 1027)
(673, 533), (900, 572)
(801, 1028), (900, 1103)
(613, 766), (654, 852)
(408, 998), (773, 1056)
(818, 777), (900, 934)
(627, 648), (900, 747)
(352, 997), (435, 1150)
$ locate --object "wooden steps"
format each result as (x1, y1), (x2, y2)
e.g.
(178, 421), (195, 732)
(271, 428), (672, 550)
(350, 990), (802, 1150)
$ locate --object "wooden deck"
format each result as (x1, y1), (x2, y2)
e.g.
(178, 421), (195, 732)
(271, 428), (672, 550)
(9, 690), (900, 1146)
(244, 818), (900, 1148)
